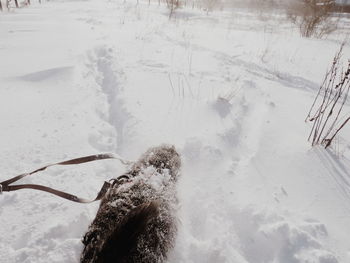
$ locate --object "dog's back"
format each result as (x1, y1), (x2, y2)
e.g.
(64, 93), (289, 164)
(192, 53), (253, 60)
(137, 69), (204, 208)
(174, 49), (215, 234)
(81, 145), (181, 263)
(97, 201), (160, 262)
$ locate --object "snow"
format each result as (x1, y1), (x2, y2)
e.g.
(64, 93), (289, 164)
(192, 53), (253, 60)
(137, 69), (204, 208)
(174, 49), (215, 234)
(1, 0), (350, 262)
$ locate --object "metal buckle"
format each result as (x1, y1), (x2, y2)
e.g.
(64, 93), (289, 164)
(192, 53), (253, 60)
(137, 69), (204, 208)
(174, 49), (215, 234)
(109, 174), (131, 187)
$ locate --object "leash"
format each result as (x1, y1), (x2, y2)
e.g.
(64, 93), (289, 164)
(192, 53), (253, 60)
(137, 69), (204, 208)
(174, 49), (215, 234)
(0, 153), (132, 203)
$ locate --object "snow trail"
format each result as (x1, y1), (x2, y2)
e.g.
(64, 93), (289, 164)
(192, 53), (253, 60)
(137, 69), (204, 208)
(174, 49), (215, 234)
(84, 46), (134, 153)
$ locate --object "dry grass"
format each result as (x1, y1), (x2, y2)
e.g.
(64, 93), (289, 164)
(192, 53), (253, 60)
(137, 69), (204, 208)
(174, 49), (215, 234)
(306, 42), (350, 148)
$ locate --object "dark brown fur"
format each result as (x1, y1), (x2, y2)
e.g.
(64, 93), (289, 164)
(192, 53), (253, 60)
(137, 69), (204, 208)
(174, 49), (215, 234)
(81, 145), (181, 263)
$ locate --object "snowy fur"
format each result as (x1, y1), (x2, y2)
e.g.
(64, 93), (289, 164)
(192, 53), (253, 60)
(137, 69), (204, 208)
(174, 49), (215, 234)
(80, 145), (181, 263)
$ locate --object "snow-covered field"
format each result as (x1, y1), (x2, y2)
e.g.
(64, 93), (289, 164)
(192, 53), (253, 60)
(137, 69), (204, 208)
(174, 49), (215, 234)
(1, 0), (350, 262)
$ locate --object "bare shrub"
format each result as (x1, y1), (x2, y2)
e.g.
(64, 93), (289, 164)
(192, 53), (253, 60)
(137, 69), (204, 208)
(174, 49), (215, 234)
(286, 0), (338, 38)
(306, 43), (350, 148)
(4, 0), (19, 10)
(202, 0), (222, 14)
(167, 0), (181, 18)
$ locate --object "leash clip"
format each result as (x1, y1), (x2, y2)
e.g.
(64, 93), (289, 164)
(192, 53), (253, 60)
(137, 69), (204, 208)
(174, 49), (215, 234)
(0, 184), (3, 194)
(109, 174), (131, 187)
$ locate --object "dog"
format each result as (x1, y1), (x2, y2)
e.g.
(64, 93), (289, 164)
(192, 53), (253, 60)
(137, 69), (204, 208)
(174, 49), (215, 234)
(80, 145), (181, 263)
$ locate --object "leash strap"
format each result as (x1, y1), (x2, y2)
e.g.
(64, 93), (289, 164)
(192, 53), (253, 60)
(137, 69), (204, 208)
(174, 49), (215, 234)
(0, 153), (131, 203)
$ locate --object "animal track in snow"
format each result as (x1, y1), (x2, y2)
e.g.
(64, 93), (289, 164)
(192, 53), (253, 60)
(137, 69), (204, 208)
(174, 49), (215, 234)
(84, 46), (134, 153)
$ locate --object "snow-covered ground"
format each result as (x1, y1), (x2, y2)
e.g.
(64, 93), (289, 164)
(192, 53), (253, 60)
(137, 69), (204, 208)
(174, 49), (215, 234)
(1, 1), (350, 262)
